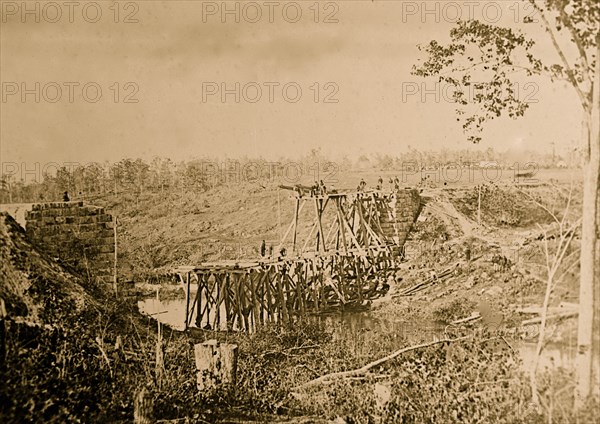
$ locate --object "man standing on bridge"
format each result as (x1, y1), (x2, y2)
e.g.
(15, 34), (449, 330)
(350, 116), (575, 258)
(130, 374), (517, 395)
(260, 240), (266, 257)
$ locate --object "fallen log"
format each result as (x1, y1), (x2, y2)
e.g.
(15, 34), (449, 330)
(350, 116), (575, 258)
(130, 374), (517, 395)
(450, 312), (481, 325)
(396, 268), (454, 296)
(516, 302), (578, 315)
(292, 336), (470, 391)
(521, 311), (578, 326)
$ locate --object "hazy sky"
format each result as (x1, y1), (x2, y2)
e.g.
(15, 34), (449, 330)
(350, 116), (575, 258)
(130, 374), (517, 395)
(0, 0), (585, 167)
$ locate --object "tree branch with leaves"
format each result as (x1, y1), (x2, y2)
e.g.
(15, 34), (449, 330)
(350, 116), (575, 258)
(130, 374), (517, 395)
(412, 0), (599, 406)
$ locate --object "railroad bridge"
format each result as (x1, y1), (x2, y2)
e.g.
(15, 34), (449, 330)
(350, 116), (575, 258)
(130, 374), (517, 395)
(175, 186), (421, 331)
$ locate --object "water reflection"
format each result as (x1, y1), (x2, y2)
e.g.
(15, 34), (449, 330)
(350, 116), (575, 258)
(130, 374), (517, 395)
(138, 297), (583, 373)
(138, 298), (187, 331)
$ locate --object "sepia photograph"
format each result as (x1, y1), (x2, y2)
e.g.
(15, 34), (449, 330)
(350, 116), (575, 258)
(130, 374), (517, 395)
(0, 0), (599, 422)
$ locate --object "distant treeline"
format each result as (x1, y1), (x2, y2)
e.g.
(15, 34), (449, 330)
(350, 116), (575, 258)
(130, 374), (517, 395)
(1, 147), (576, 203)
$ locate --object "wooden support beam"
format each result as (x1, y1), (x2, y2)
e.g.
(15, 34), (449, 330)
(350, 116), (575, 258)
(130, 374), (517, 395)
(185, 272), (191, 329)
(301, 219), (318, 253)
(335, 198), (349, 255)
(278, 199), (306, 250)
(292, 198), (300, 254)
(337, 200), (366, 255)
(224, 273), (232, 331)
(315, 198), (327, 253)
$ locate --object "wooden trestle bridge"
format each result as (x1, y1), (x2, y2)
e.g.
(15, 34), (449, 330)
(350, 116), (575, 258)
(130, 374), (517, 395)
(175, 185), (421, 331)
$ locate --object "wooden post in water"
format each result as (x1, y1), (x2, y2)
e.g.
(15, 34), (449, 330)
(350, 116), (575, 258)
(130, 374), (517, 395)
(185, 272), (190, 329)
(133, 386), (153, 424)
(194, 339), (238, 392)
(155, 288), (164, 390)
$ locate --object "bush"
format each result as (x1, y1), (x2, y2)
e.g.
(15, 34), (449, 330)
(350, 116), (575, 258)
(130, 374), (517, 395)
(432, 298), (477, 324)
(451, 184), (554, 228)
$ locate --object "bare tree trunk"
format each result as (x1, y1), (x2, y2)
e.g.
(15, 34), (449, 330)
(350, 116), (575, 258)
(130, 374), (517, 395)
(530, 271), (554, 408)
(575, 42), (600, 407)
(477, 184), (482, 226)
(113, 216), (118, 297)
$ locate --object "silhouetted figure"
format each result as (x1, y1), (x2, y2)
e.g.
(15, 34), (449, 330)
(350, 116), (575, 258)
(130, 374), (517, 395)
(378, 176), (383, 186)
(269, 245), (273, 257)
(359, 179), (366, 191)
(311, 181), (319, 196)
(465, 246), (472, 274)
(260, 240), (266, 257)
(279, 247), (287, 257)
(62, 191), (70, 202)
(319, 180), (327, 195)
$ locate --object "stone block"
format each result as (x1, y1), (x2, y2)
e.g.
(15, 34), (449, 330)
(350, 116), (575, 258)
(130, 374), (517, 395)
(77, 216), (97, 225)
(97, 214), (112, 223)
(98, 244), (115, 254)
(101, 235), (115, 244)
(99, 229), (115, 238)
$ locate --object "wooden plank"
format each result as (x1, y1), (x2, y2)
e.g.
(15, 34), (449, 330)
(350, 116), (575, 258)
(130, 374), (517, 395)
(278, 199), (306, 250)
(235, 274), (245, 331)
(224, 273), (233, 331)
(301, 219), (318, 253)
(258, 269), (269, 325)
(241, 273), (250, 331)
(355, 261), (363, 304)
(195, 274), (204, 328)
(266, 268), (273, 323)
(299, 263), (307, 315)
(338, 200), (366, 255)
(314, 198), (326, 252)
(185, 272), (191, 329)
(251, 271), (259, 331)
(292, 198), (300, 254)
(335, 198), (349, 255)
(213, 273), (221, 330)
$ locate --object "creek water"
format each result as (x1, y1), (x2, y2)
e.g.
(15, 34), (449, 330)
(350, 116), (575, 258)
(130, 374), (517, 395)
(138, 297), (581, 372)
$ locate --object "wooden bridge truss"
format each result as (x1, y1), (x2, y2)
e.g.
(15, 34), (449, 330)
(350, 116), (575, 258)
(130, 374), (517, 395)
(276, 185), (397, 257)
(175, 186), (407, 331)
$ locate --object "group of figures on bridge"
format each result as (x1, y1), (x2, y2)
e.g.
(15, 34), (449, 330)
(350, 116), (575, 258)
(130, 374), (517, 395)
(175, 185), (421, 332)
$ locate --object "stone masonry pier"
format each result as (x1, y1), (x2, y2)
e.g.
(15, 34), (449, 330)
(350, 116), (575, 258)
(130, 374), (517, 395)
(25, 202), (115, 283)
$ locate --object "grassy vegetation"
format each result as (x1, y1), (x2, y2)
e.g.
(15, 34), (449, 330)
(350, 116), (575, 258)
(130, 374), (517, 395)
(1, 172), (598, 422)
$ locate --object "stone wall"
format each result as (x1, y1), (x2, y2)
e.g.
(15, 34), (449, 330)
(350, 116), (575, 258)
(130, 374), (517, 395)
(379, 188), (421, 249)
(25, 202), (115, 283)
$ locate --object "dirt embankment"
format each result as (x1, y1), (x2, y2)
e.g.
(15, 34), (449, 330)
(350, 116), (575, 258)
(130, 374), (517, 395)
(0, 212), (93, 326)
(375, 184), (582, 346)
(0, 212), (175, 423)
(95, 181), (582, 324)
